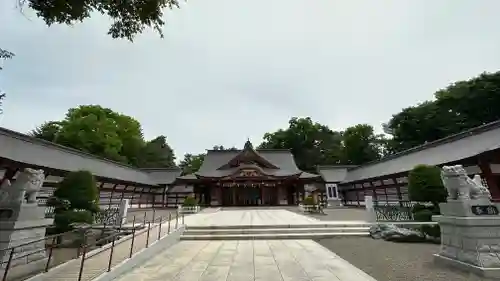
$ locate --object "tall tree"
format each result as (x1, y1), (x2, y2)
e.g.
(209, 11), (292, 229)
(29, 105), (177, 168)
(384, 71), (500, 153)
(54, 105), (130, 162)
(31, 121), (62, 142)
(259, 117), (343, 172)
(137, 136), (176, 168)
(22, 0), (180, 41)
(179, 153), (205, 175)
(340, 124), (385, 165)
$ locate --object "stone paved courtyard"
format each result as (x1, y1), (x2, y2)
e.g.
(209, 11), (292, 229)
(182, 208), (321, 226)
(113, 239), (377, 281)
(108, 209), (377, 281)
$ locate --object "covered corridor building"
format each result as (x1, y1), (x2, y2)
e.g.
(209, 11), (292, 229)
(317, 121), (500, 206)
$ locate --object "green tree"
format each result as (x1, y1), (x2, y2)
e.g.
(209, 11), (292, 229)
(54, 105), (129, 162)
(212, 145), (238, 151)
(22, 0), (181, 41)
(340, 124), (385, 165)
(259, 117), (343, 172)
(179, 153), (205, 174)
(30, 121), (62, 142)
(137, 136), (176, 168)
(50, 170), (99, 232)
(30, 106), (177, 168)
(384, 71), (500, 154)
(434, 71), (500, 130)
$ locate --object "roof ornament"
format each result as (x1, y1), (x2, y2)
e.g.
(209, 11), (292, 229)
(244, 138), (253, 150)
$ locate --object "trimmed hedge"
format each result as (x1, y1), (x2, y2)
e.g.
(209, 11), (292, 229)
(408, 165), (447, 238)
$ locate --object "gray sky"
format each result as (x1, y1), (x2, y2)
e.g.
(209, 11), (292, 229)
(1, 0), (499, 159)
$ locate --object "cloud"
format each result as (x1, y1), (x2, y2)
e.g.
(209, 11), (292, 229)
(1, 0), (500, 158)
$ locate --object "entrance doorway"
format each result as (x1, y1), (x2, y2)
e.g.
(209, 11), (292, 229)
(221, 186), (262, 206)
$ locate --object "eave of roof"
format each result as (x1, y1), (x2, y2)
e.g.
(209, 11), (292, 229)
(0, 127), (158, 186)
(141, 168), (182, 185)
(341, 120), (500, 184)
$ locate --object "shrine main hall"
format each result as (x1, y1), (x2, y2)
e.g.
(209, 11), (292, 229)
(174, 140), (322, 206)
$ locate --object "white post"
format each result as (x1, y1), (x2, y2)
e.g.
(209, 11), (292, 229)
(365, 195), (376, 222)
(118, 199), (129, 225)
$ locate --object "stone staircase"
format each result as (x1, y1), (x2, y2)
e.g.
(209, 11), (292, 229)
(180, 222), (371, 240)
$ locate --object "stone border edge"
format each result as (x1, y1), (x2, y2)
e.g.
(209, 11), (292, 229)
(433, 253), (500, 279)
(93, 226), (185, 281)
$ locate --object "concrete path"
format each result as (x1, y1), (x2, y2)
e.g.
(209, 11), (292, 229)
(113, 240), (377, 281)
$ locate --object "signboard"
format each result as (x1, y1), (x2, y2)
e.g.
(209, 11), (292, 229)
(471, 205), (499, 216)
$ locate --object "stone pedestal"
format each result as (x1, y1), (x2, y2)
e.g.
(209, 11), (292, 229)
(118, 199), (129, 225)
(0, 203), (53, 268)
(364, 196), (376, 222)
(433, 199), (500, 278)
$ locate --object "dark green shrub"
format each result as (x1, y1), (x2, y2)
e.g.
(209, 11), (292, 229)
(51, 171), (99, 233)
(422, 224), (441, 238)
(182, 196), (197, 207)
(408, 165), (447, 238)
(412, 207), (433, 222)
(54, 170), (99, 211)
(408, 165), (447, 206)
(411, 203), (427, 214)
(54, 210), (93, 233)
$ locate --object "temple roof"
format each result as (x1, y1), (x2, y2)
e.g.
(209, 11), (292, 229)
(181, 141), (320, 180)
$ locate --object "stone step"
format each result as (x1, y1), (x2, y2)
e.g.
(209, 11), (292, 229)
(184, 226), (370, 235)
(186, 222), (372, 230)
(180, 232), (369, 240)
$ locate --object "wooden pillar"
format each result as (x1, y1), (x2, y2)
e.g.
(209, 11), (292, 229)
(478, 155), (500, 201)
(355, 187), (360, 206)
(231, 186), (235, 206)
(369, 181), (377, 201)
(108, 183), (117, 207)
(130, 186), (139, 208)
(162, 185), (168, 208)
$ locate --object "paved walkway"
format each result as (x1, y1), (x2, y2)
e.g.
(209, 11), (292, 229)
(182, 209), (368, 226)
(182, 209), (319, 226)
(111, 209), (377, 281)
(113, 240), (377, 281)
(38, 217), (184, 281)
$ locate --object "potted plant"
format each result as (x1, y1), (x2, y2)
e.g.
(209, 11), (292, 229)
(178, 196), (200, 213)
(299, 196), (318, 213)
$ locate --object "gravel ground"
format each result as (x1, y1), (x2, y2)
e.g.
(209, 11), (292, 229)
(316, 237), (491, 281)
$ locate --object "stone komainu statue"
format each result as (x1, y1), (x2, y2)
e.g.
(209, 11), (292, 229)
(0, 168), (45, 204)
(441, 165), (491, 201)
